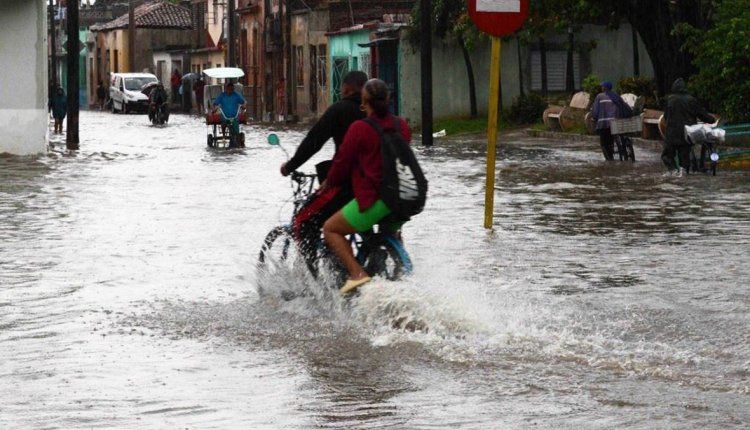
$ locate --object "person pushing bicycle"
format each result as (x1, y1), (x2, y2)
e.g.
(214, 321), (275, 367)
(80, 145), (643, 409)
(279, 70), (368, 268)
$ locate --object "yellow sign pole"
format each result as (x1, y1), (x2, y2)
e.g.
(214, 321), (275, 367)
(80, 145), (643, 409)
(484, 36), (502, 229)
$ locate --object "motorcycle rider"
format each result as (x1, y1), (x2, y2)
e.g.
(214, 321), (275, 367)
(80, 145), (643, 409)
(148, 83), (169, 124)
(279, 70), (368, 272)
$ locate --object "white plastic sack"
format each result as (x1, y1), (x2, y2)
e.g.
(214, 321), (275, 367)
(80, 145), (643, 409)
(685, 123), (725, 145)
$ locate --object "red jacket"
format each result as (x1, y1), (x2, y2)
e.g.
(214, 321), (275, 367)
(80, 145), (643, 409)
(326, 113), (411, 211)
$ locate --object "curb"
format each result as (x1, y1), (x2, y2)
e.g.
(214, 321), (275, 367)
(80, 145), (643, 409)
(524, 129), (663, 149)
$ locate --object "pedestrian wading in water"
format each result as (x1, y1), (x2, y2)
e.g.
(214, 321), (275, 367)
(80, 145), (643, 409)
(662, 78), (715, 177)
(591, 80), (633, 161)
(49, 87), (67, 134)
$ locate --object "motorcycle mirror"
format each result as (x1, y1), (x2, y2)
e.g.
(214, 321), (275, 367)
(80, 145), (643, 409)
(267, 133), (289, 158)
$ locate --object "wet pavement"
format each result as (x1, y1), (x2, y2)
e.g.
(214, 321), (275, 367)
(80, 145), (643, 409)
(1, 111), (749, 429)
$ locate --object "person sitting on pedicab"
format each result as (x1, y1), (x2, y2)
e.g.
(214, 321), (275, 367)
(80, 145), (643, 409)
(213, 82), (246, 142)
(148, 83), (169, 123)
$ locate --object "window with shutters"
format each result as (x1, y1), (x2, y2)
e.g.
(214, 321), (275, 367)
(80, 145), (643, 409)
(530, 50), (581, 92)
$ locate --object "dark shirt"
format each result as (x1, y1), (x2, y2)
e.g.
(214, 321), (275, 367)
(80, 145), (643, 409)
(285, 94), (365, 173)
(150, 88), (168, 105)
(664, 79), (714, 146)
(49, 93), (67, 119)
(193, 80), (206, 99)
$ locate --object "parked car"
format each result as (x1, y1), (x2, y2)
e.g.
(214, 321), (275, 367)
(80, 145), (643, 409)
(109, 73), (158, 114)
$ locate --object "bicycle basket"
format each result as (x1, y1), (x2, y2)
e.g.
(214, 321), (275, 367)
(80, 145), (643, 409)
(610, 116), (642, 135)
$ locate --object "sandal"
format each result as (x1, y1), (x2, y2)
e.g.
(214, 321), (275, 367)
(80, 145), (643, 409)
(340, 276), (372, 296)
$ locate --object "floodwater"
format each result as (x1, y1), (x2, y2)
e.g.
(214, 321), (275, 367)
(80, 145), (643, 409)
(1, 111), (748, 429)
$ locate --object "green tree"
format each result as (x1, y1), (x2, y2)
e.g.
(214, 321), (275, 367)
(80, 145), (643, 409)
(588, 0), (716, 98)
(678, 0), (750, 121)
(408, 0), (484, 118)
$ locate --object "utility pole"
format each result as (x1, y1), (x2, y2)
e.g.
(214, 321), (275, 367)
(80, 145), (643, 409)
(227, 0), (236, 67)
(66, 0), (80, 149)
(128, 0), (136, 71)
(420, 0), (433, 146)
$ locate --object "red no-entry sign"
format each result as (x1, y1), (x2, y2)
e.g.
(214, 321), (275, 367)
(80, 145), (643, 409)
(468, 0), (529, 37)
(468, 0), (529, 229)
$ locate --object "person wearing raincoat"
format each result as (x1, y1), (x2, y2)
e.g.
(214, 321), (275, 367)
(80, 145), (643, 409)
(662, 78), (715, 177)
(48, 87), (67, 134)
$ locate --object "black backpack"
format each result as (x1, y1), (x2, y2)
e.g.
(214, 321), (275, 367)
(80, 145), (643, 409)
(364, 117), (428, 221)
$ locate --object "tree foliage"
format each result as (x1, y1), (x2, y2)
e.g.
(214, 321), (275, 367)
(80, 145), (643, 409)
(677, 0), (750, 122)
(588, 0), (716, 98)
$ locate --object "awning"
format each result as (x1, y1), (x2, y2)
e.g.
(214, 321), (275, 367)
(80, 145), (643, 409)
(357, 37), (399, 48)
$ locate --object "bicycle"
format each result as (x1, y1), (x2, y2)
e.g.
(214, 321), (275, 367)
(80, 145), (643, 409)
(610, 117), (638, 162)
(206, 106), (247, 149)
(614, 134), (635, 162)
(256, 134), (412, 299)
(686, 122), (724, 176)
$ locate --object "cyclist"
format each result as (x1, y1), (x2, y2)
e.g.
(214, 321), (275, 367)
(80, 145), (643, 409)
(322, 78), (411, 295)
(279, 70), (368, 266)
(213, 82), (247, 146)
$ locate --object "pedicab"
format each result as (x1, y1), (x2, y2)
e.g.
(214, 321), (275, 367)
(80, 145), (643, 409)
(203, 67), (248, 149)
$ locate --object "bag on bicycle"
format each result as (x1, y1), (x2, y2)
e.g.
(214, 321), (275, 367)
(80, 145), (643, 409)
(364, 117), (428, 222)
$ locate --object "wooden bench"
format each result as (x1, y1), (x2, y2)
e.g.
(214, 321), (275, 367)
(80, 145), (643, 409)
(641, 108), (665, 140)
(543, 91), (591, 132)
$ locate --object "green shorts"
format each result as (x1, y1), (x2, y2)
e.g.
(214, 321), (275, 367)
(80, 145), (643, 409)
(341, 198), (392, 232)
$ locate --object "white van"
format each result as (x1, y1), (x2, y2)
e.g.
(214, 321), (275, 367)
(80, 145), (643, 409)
(109, 73), (159, 114)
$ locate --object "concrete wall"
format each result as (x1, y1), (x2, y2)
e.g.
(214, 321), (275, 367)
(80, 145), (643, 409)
(399, 36), (500, 125)
(0, 0), (48, 155)
(399, 22), (655, 126)
(585, 23), (654, 83)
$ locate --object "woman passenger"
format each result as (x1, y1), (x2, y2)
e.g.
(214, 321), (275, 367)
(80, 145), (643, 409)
(321, 79), (411, 295)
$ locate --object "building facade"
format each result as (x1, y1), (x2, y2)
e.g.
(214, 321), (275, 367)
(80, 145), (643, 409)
(0, 0), (48, 155)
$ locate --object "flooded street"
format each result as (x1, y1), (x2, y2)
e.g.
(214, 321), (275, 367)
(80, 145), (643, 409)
(1, 111), (749, 429)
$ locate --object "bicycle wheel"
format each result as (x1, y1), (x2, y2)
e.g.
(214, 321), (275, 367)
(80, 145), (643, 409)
(624, 137), (635, 162)
(615, 136), (626, 161)
(358, 237), (411, 281)
(257, 226), (303, 277)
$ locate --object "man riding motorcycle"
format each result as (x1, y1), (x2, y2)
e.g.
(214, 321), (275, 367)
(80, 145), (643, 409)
(278, 70), (369, 272)
(148, 83), (170, 124)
